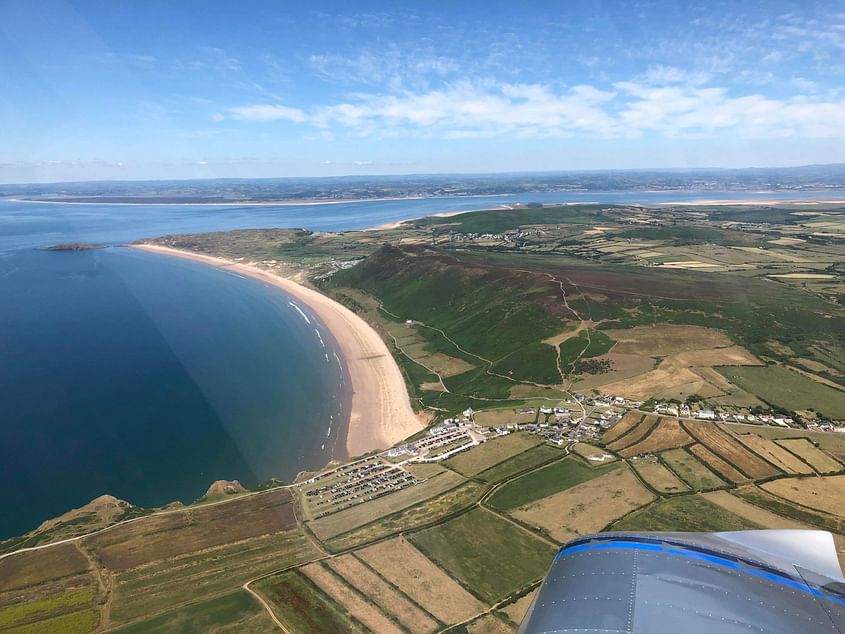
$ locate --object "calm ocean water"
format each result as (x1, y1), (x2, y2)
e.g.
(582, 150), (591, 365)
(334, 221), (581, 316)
(1, 189), (843, 537)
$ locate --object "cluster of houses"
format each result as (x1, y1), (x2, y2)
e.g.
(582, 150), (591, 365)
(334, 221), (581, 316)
(652, 401), (796, 426)
(440, 229), (537, 244)
(490, 405), (624, 446)
(301, 459), (420, 518)
(313, 258), (363, 281)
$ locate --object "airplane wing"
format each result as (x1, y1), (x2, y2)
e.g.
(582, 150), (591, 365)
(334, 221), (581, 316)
(519, 530), (845, 633)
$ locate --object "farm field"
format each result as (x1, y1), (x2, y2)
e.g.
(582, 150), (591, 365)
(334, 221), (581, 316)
(500, 590), (538, 627)
(411, 509), (556, 603)
(357, 538), (485, 624)
(661, 448), (727, 490)
(701, 491), (809, 529)
(761, 475), (845, 518)
(612, 495), (760, 532)
(324, 480), (487, 552)
(723, 423), (845, 463)
(464, 613), (515, 633)
(254, 570), (367, 633)
(475, 444), (566, 483)
(775, 438), (842, 473)
(606, 415), (659, 452)
(728, 431), (814, 474)
(600, 411), (644, 444)
(306, 469), (466, 540)
(299, 562), (403, 634)
(632, 458), (690, 493)
(326, 555), (438, 634)
(616, 417), (691, 457)
(84, 488), (298, 572)
(108, 530), (319, 625)
(487, 458), (619, 511)
(717, 365), (845, 419)
(511, 466), (654, 542)
(688, 443), (751, 483)
(684, 421), (780, 480)
(733, 487), (845, 533)
(112, 591), (275, 634)
(445, 433), (543, 476)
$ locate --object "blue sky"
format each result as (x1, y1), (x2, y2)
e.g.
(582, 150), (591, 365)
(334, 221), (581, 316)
(2, 0), (845, 182)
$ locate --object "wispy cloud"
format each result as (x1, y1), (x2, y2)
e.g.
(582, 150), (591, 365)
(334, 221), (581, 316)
(226, 76), (845, 140)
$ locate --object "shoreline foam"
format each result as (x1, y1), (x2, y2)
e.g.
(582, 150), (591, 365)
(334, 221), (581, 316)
(132, 244), (423, 459)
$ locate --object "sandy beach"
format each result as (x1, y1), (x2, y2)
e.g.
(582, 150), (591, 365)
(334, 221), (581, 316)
(133, 244), (423, 458)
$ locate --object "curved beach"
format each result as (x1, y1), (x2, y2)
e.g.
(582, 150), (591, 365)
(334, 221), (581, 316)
(133, 244), (423, 457)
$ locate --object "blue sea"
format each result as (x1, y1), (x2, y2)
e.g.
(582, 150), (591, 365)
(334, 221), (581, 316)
(1, 189), (843, 538)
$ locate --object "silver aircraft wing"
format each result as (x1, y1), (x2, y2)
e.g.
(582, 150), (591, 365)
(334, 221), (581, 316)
(519, 530), (845, 634)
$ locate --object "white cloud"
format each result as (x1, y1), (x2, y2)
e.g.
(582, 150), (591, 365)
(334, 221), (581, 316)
(229, 103), (307, 123)
(227, 77), (845, 141)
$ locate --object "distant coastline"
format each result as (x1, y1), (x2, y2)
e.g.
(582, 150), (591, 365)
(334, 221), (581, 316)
(132, 243), (424, 458)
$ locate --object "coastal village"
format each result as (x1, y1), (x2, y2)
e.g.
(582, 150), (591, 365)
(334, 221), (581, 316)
(297, 390), (844, 520)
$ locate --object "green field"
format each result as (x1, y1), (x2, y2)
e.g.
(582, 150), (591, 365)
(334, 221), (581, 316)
(486, 457), (619, 511)
(718, 365), (845, 418)
(661, 449), (726, 490)
(255, 571), (366, 633)
(611, 496), (760, 532)
(109, 530), (319, 624)
(445, 433), (544, 476)
(3, 609), (98, 634)
(476, 444), (566, 483)
(113, 591), (272, 633)
(0, 588), (93, 629)
(410, 509), (556, 603)
(412, 205), (602, 234)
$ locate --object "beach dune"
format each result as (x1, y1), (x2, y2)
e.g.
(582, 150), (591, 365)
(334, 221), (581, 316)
(133, 244), (423, 457)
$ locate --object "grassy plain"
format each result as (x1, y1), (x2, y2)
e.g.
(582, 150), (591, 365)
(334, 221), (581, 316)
(112, 591), (274, 634)
(85, 489), (297, 572)
(761, 475), (845, 518)
(487, 458), (619, 511)
(476, 444), (566, 483)
(701, 491), (808, 529)
(718, 365), (845, 418)
(733, 487), (845, 533)
(411, 509), (556, 603)
(776, 438), (842, 473)
(661, 448), (727, 490)
(632, 458), (690, 493)
(255, 570), (367, 633)
(109, 530), (319, 624)
(612, 495), (760, 532)
(445, 433), (544, 476)
(512, 466), (654, 542)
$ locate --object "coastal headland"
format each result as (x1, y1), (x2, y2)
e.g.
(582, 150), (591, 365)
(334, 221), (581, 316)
(132, 243), (423, 458)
